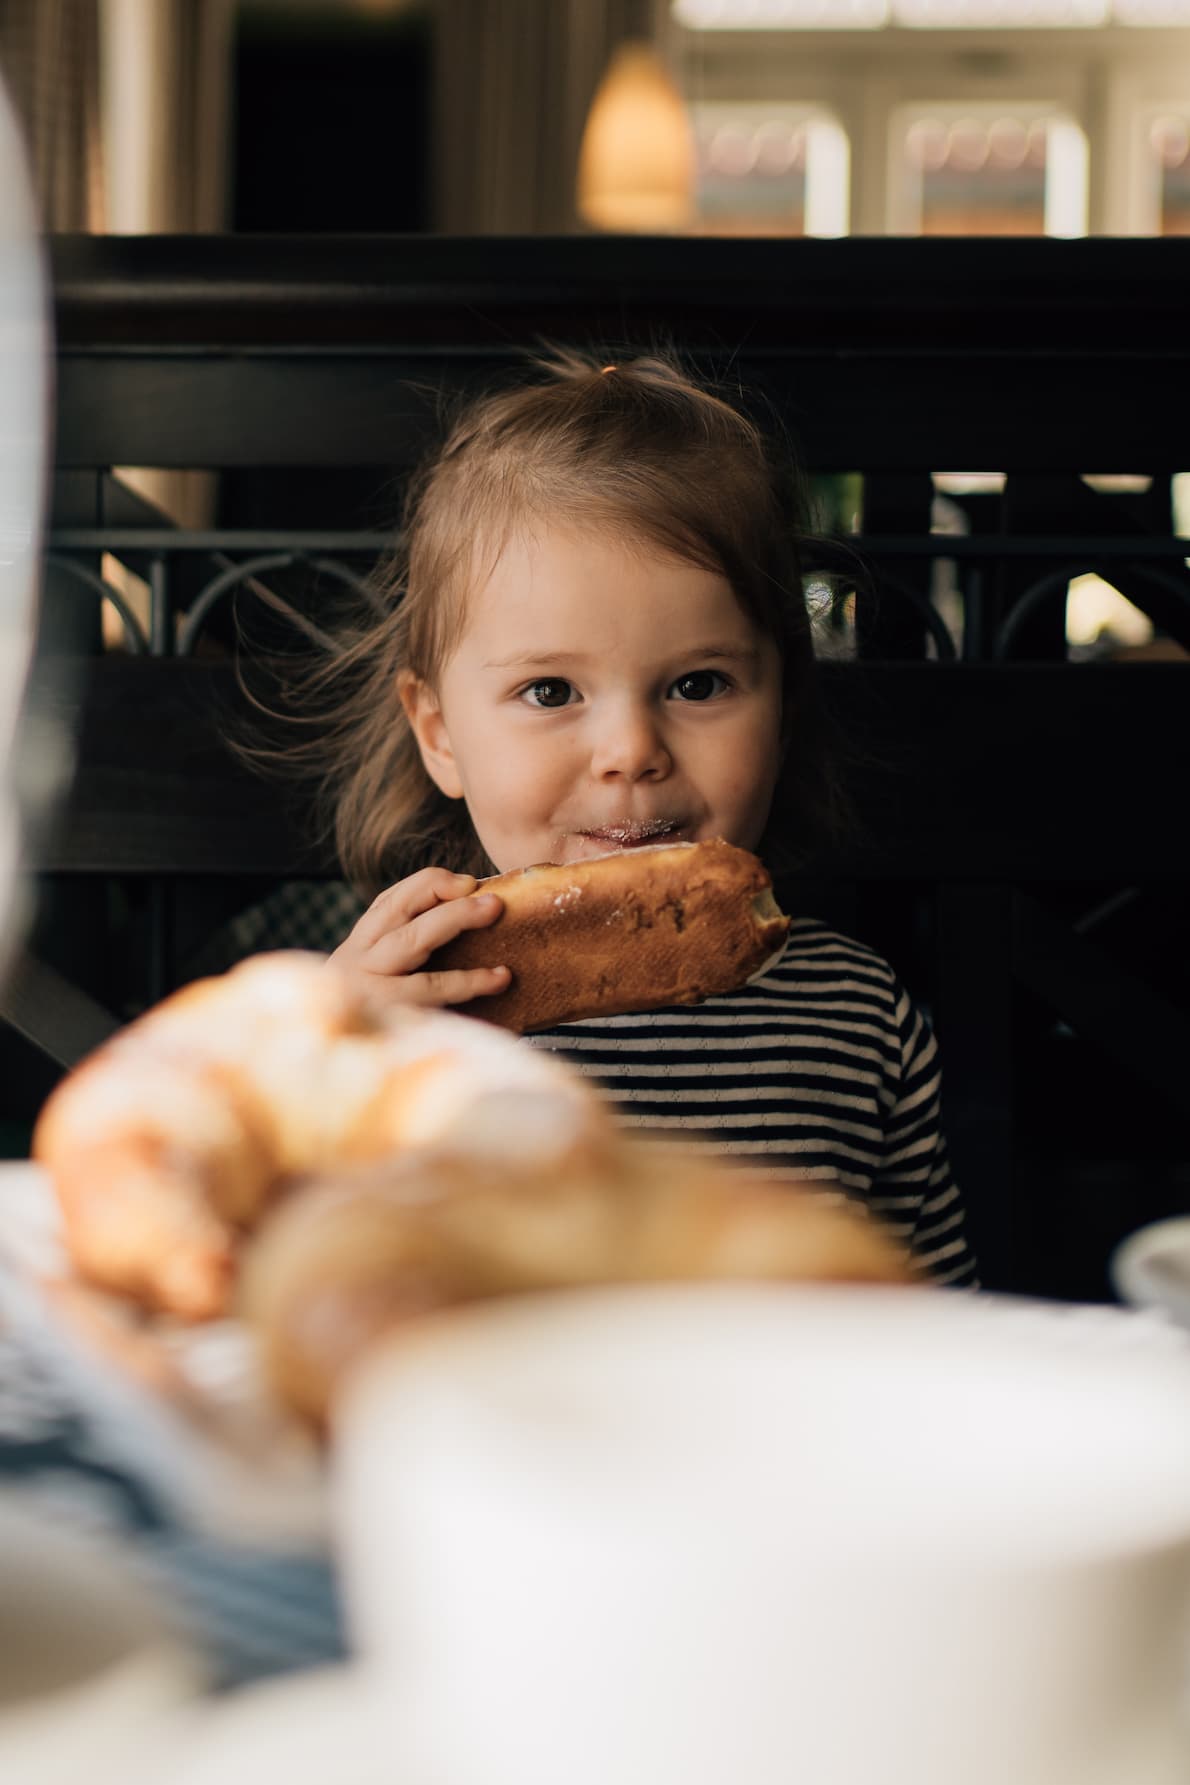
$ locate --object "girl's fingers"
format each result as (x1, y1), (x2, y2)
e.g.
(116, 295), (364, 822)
(350, 868), (481, 950)
(362, 890), (504, 978)
(366, 965), (511, 1010)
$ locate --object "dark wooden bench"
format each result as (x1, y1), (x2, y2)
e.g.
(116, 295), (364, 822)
(12, 232), (1190, 1303)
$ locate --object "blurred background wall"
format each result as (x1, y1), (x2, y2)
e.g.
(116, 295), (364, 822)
(1, 0), (1186, 651)
(2, 0), (1189, 240)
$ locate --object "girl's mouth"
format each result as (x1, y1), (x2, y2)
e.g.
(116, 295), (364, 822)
(577, 820), (685, 849)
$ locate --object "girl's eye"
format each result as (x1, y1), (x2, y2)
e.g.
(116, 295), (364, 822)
(522, 678), (576, 708)
(670, 670), (728, 702)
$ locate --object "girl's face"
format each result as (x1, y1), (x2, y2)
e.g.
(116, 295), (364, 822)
(402, 525), (784, 874)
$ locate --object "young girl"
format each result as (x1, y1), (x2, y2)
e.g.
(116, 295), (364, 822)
(296, 347), (976, 1287)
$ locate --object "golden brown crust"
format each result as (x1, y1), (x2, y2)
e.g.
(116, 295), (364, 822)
(34, 1057), (279, 1319)
(51, 1144), (239, 1321)
(433, 838), (791, 1032)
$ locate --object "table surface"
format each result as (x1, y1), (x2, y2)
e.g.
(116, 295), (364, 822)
(4, 1162), (1184, 1698)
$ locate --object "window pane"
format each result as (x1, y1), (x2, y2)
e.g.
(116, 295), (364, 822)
(1152, 116), (1190, 235)
(690, 103), (850, 236)
(693, 108), (808, 233)
(910, 115), (1048, 235)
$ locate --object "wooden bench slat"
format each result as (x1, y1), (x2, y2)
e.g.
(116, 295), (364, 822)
(55, 351), (1190, 473)
(30, 656), (1187, 882)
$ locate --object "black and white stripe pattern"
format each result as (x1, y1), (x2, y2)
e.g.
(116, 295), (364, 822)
(527, 917), (977, 1286)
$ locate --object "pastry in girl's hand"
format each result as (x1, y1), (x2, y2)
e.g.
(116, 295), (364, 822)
(429, 837), (790, 1033)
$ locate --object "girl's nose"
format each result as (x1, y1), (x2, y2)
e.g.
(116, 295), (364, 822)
(589, 703), (672, 782)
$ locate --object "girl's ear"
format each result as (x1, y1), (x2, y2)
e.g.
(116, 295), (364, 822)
(397, 671), (465, 800)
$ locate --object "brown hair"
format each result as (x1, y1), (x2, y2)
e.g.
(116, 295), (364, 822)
(270, 345), (849, 897)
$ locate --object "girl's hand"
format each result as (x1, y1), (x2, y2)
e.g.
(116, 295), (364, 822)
(327, 868), (509, 1010)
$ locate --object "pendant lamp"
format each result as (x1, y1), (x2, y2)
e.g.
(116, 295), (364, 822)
(576, 40), (696, 231)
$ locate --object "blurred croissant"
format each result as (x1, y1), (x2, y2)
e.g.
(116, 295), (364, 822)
(32, 952), (609, 1319)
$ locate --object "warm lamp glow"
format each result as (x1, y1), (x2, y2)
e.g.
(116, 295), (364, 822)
(577, 41), (696, 232)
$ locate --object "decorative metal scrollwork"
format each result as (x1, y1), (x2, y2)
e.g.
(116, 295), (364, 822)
(865, 566), (959, 662)
(47, 531), (390, 659)
(176, 552), (383, 656)
(994, 561), (1190, 660)
(49, 527), (1190, 664)
(45, 552), (149, 654)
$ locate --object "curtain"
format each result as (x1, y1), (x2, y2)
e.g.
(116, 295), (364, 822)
(0, 0), (104, 231)
(434, 0), (656, 233)
(0, 0), (234, 235)
(101, 0), (233, 234)
(99, 0), (234, 535)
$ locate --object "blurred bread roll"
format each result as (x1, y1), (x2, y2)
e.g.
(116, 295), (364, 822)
(241, 1146), (915, 1427)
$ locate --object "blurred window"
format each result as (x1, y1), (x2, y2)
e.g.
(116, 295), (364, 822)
(691, 102), (849, 234)
(674, 3), (1188, 235)
(1151, 114), (1190, 234)
(678, 0), (888, 21)
(676, 0), (1190, 19)
(895, 110), (1086, 235)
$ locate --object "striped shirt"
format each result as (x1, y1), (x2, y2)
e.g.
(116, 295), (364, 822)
(526, 916), (977, 1287)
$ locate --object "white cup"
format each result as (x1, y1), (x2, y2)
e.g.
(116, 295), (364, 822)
(0, 1498), (205, 1785)
(334, 1284), (1190, 1785)
(1114, 1216), (1190, 1332)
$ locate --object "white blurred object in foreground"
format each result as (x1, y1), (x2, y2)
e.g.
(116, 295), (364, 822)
(0, 1498), (203, 1784)
(335, 1284), (1190, 1785)
(0, 73), (48, 947)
